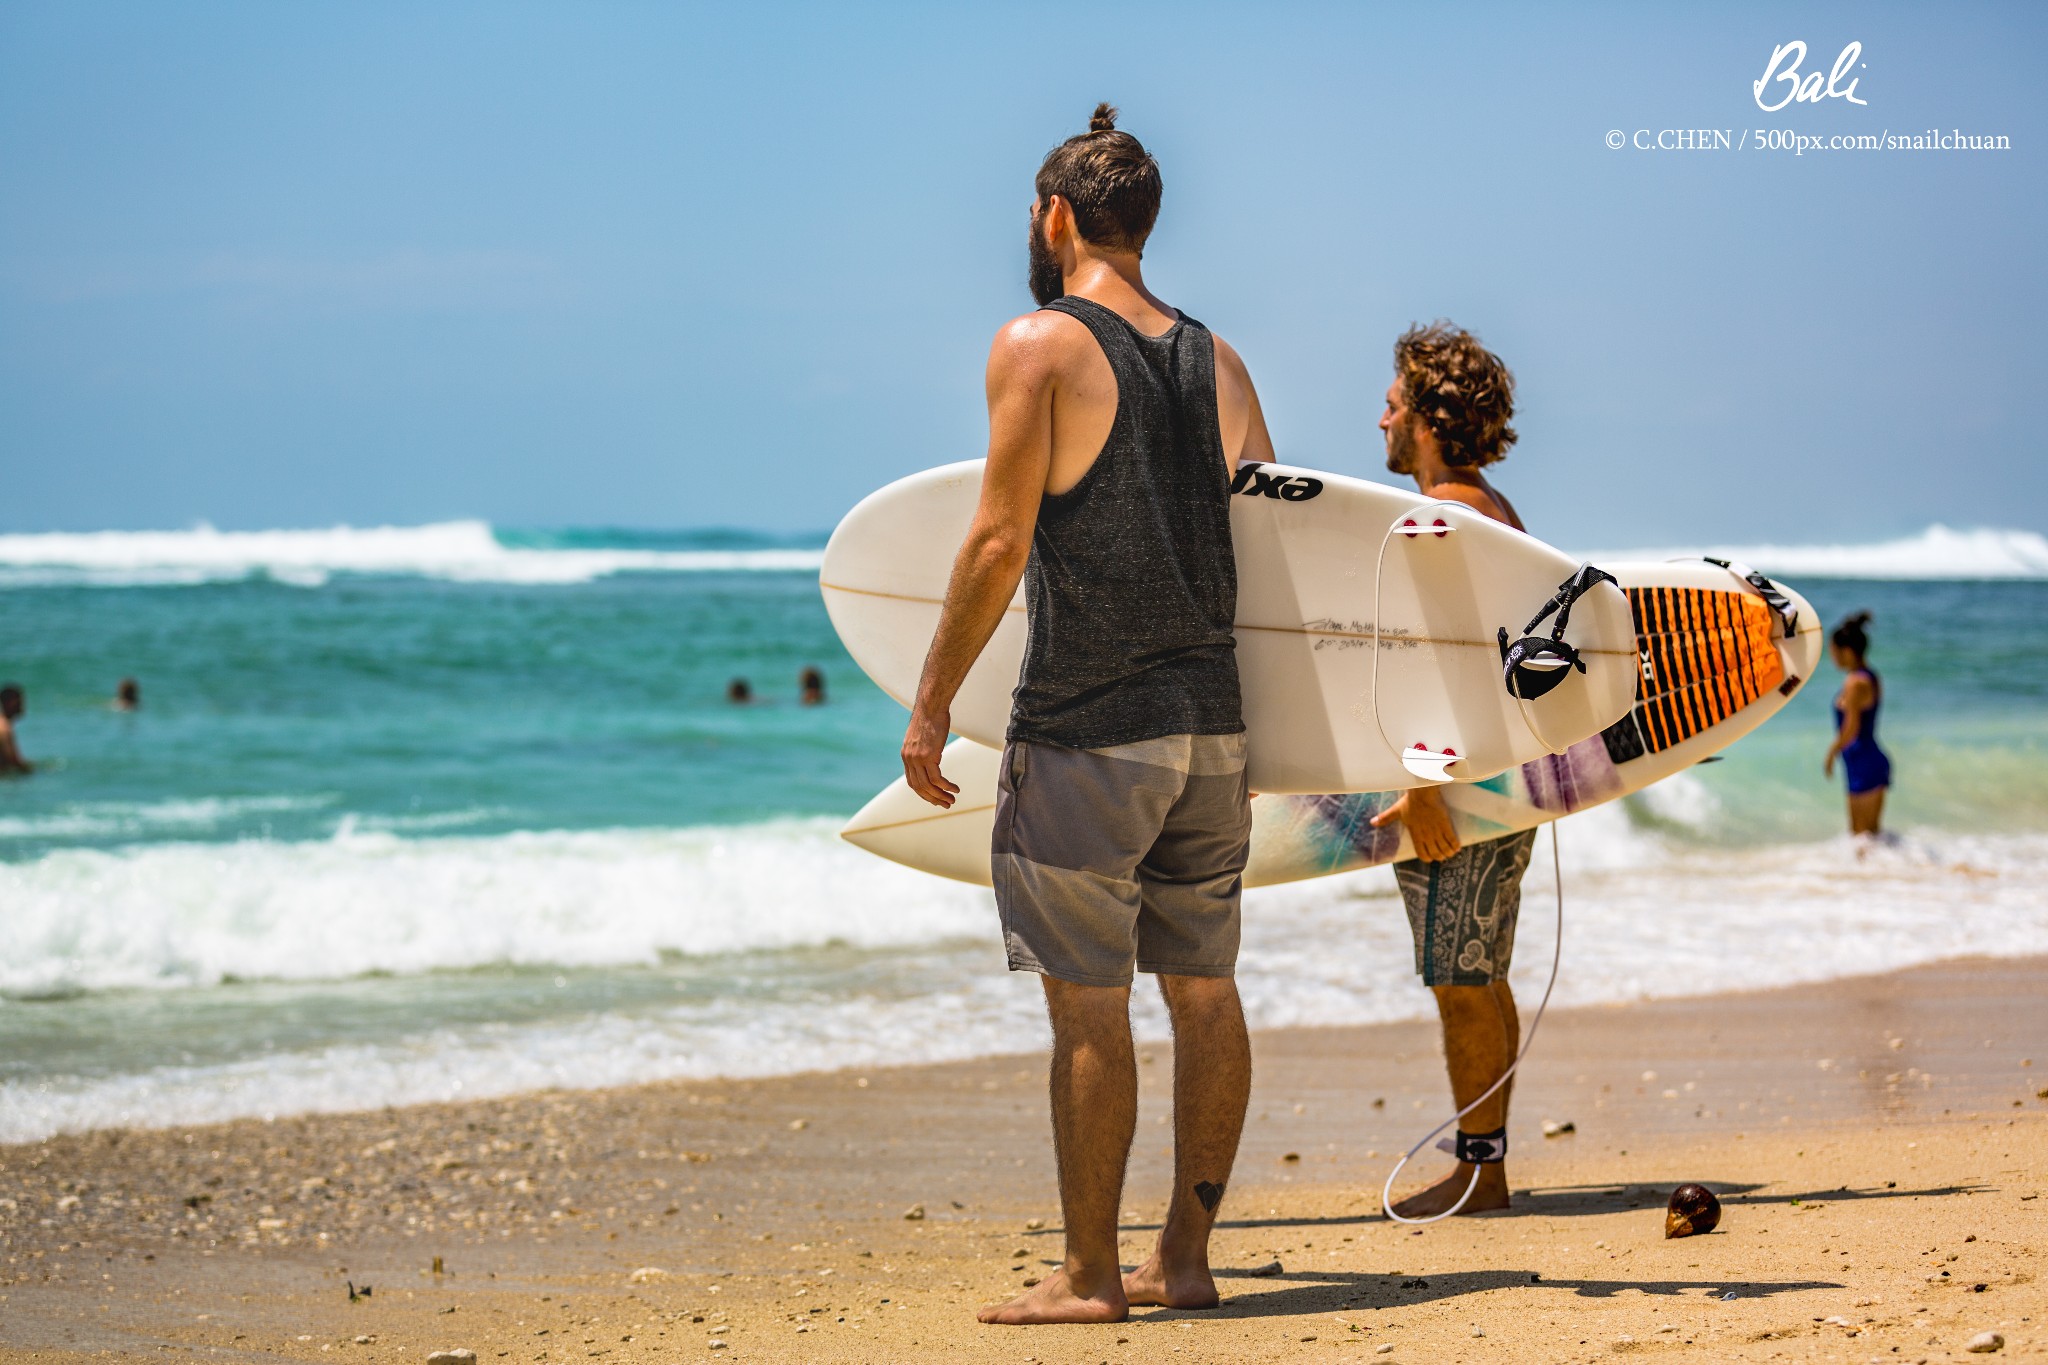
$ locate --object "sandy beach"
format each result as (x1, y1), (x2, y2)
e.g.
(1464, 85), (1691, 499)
(3, 954), (2043, 1363)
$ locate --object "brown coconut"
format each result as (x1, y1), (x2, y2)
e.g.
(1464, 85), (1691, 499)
(1664, 1183), (1721, 1238)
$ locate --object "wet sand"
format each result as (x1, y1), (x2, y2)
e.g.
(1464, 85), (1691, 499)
(3, 955), (2044, 1363)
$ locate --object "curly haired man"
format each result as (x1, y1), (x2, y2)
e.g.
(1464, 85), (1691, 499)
(1369, 322), (1537, 1217)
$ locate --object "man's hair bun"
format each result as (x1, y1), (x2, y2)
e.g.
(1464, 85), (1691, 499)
(1035, 102), (1159, 253)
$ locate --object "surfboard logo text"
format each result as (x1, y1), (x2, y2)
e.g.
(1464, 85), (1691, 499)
(1230, 465), (1324, 502)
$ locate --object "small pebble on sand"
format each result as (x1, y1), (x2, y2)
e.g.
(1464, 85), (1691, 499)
(426, 1351), (476, 1365)
(1964, 1330), (2004, 1353)
(902, 1203), (925, 1220)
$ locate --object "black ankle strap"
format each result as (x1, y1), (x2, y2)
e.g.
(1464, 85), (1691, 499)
(1455, 1128), (1507, 1164)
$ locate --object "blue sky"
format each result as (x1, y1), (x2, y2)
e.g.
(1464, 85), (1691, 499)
(1, 1), (2041, 543)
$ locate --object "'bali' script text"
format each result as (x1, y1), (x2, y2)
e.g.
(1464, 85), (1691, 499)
(1753, 41), (1867, 112)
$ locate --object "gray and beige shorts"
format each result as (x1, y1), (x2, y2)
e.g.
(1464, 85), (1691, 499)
(991, 732), (1252, 988)
(1395, 828), (1539, 987)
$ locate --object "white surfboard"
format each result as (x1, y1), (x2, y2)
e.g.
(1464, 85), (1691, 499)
(820, 460), (1637, 793)
(842, 562), (1821, 887)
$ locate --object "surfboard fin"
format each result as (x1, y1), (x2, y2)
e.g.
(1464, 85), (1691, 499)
(1401, 745), (1462, 783)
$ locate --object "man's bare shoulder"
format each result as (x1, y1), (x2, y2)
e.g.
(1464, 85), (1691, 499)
(1211, 332), (1252, 385)
(989, 310), (1095, 371)
(1209, 333), (1268, 409)
(1423, 479), (1515, 525)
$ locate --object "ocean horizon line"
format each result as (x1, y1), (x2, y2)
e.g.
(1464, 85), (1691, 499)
(0, 518), (2044, 586)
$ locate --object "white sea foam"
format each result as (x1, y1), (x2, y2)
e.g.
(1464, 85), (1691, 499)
(0, 819), (988, 997)
(4, 815), (2047, 1141)
(0, 794), (336, 842)
(0, 976), (1051, 1142)
(1576, 524), (2048, 580)
(0, 521), (823, 588)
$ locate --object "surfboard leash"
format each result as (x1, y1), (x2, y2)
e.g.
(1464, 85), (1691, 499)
(1380, 819), (1565, 1226)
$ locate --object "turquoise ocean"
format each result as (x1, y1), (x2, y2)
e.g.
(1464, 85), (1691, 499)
(3, 520), (2046, 1143)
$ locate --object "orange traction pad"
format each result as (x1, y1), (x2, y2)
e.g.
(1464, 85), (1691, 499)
(1618, 587), (1784, 757)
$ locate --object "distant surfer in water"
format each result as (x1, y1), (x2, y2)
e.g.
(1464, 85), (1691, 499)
(1368, 323), (1534, 1217)
(0, 684), (34, 775)
(113, 678), (141, 711)
(799, 667), (826, 706)
(901, 103), (1277, 1325)
(1824, 611), (1889, 836)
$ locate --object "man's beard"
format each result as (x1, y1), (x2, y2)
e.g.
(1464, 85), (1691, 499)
(1027, 213), (1064, 306)
(1384, 415), (1417, 475)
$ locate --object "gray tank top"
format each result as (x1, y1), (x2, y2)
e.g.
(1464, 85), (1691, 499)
(1006, 296), (1243, 749)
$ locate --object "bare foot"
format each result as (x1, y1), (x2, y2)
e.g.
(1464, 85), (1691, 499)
(1122, 1251), (1219, 1309)
(976, 1266), (1127, 1325)
(1388, 1164), (1511, 1219)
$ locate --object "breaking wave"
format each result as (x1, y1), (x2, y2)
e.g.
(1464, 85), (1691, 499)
(3, 520), (2041, 589)
(0, 521), (824, 588)
(1576, 524), (2048, 580)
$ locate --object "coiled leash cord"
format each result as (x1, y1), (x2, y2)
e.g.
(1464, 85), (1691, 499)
(1380, 820), (1565, 1225)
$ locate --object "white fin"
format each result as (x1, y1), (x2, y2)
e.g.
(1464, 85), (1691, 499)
(1401, 746), (1462, 783)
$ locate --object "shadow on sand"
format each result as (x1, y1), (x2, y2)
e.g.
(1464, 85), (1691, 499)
(1168, 1266), (1841, 1320)
(1047, 1176), (1991, 1239)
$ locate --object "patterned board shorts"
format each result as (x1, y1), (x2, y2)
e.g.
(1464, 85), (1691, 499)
(1395, 827), (1540, 987)
(991, 732), (1252, 988)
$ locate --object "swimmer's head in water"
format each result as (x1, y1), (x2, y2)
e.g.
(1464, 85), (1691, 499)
(726, 678), (752, 704)
(1029, 103), (1161, 305)
(0, 685), (21, 719)
(117, 678), (140, 708)
(1387, 322), (1518, 472)
(1830, 610), (1872, 668)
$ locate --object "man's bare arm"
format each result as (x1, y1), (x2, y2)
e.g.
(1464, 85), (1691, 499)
(900, 320), (1059, 807)
(1212, 335), (1275, 469)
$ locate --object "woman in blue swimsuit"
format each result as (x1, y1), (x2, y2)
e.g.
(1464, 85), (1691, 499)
(1823, 611), (1890, 835)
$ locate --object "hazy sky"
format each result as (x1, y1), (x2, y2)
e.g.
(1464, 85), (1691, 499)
(2, 1), (2041, 543)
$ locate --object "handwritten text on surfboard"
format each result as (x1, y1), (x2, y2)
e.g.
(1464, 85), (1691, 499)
(1230, 466), (1324, 502)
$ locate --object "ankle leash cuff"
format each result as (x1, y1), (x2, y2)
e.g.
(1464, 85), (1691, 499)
(1454, 1127), (1507, 1165)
